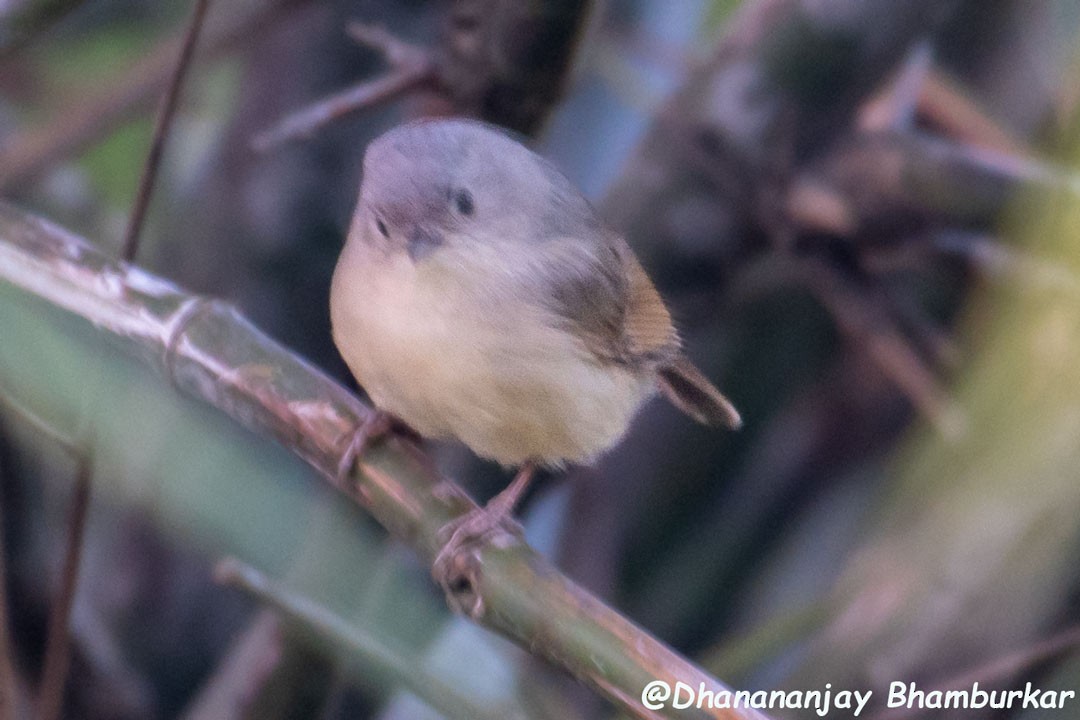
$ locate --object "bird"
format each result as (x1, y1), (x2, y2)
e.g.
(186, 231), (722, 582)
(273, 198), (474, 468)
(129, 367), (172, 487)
(330, 118), (740, 562)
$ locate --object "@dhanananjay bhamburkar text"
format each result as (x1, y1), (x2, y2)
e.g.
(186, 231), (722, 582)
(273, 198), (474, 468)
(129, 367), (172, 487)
(640, 680), (1076, 716)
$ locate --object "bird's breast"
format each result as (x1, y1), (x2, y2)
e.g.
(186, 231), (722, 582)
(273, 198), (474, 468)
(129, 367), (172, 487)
(330, 242), (655, 466)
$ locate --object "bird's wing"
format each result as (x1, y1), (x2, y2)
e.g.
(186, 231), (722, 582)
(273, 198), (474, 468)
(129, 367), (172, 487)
(538, 233), (678, 367)
(615, 238), (680, 361)
(536, 233), (741, 428)
(657, 355), (742, 428)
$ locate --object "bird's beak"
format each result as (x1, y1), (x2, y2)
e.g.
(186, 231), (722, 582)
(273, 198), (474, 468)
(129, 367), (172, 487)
(407, 225), (443, 262)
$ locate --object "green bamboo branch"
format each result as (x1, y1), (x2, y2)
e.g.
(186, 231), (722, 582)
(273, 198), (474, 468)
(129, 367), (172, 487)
(0, 201), (767, 720)
(214, 557), (512, 720)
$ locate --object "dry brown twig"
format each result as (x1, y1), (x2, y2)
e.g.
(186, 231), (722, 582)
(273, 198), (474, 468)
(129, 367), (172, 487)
(875, 289), (961, 371)
(251, 22), (435, 152)
(854, 35), (1029, 159)
(734, 246), (966, 441)
(916, 70), (1029, 158)
(121, 0), (213, 262)
(253, 0), (595, 149)
(0, 427), (22, 720)
(178, 611), (285, 720)
(0, 394), (91, 720)
(858, 40), (934, 133)
(0, 0), (302, 193)
(794, 256), (967, 441)
(782, 65), (1080, 433)
(766, 143), (966, 441)
(37, 454), (91, 720)
(934, 232), (1080, 297)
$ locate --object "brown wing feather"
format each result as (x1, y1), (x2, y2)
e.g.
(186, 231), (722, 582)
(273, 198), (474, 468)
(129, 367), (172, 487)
(657, 355), (742, 428)
(615, 240), (680, 360)
(548, 235), (679, 365)
(614, 241), (741, 428)
(542, 234), (741, 429)
(542, 235), (628, 364)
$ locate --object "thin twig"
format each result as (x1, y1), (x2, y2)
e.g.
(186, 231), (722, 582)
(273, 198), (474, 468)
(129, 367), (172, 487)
(863, 231), (1080, 300)
(0, 391), (90, 720)
(0, 0), (299, 192)
(917, 69), (1028, 157)
(179, 610), (284, 720)
(345, 22), (427, 69)
(214, 557), (514, 720)
(251, 68), (430, 152)
(799, 257), (967, 440)
(0, 428), (21, 720)
(877, 290), (961, 371)
(734, 247), (966, 439)
(120, 0), (213, 262)
(0, 392), (76, 455)
(37, 453), (92, 720)
(251, 22), (433, 152)
(858, 40), (934, 132)
(1, 338), (107, 720)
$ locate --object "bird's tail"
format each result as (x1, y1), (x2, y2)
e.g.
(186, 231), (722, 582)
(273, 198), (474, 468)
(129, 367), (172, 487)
(657, 355), (742, 429)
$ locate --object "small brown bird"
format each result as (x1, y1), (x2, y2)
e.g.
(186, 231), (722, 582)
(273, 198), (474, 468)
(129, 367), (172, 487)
(330, 119), (739, 553)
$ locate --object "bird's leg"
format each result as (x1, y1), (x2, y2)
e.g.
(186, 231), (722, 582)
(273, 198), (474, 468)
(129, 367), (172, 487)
(336, 408), (397, 481)
(433, 461), (537, 580)
(475, 460), (536, 526)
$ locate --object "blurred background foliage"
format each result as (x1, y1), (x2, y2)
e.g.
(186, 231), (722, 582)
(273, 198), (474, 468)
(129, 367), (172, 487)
(2, 0), (1080, 718)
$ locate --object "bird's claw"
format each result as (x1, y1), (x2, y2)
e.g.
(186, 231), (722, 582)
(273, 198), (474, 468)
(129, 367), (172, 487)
(431, 506), (524, 610)
(337, 409), (396, 481)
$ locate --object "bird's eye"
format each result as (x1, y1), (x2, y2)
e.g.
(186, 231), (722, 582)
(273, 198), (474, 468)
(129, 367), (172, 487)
(376, 218), (389, 238)
(453, 189), (474, 217)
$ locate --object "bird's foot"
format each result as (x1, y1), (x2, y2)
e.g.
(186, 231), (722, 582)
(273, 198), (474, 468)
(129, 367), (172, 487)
(431, 462), (537, 611)
(431, 503), (523, 615)
(337, 409), (397, 481)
